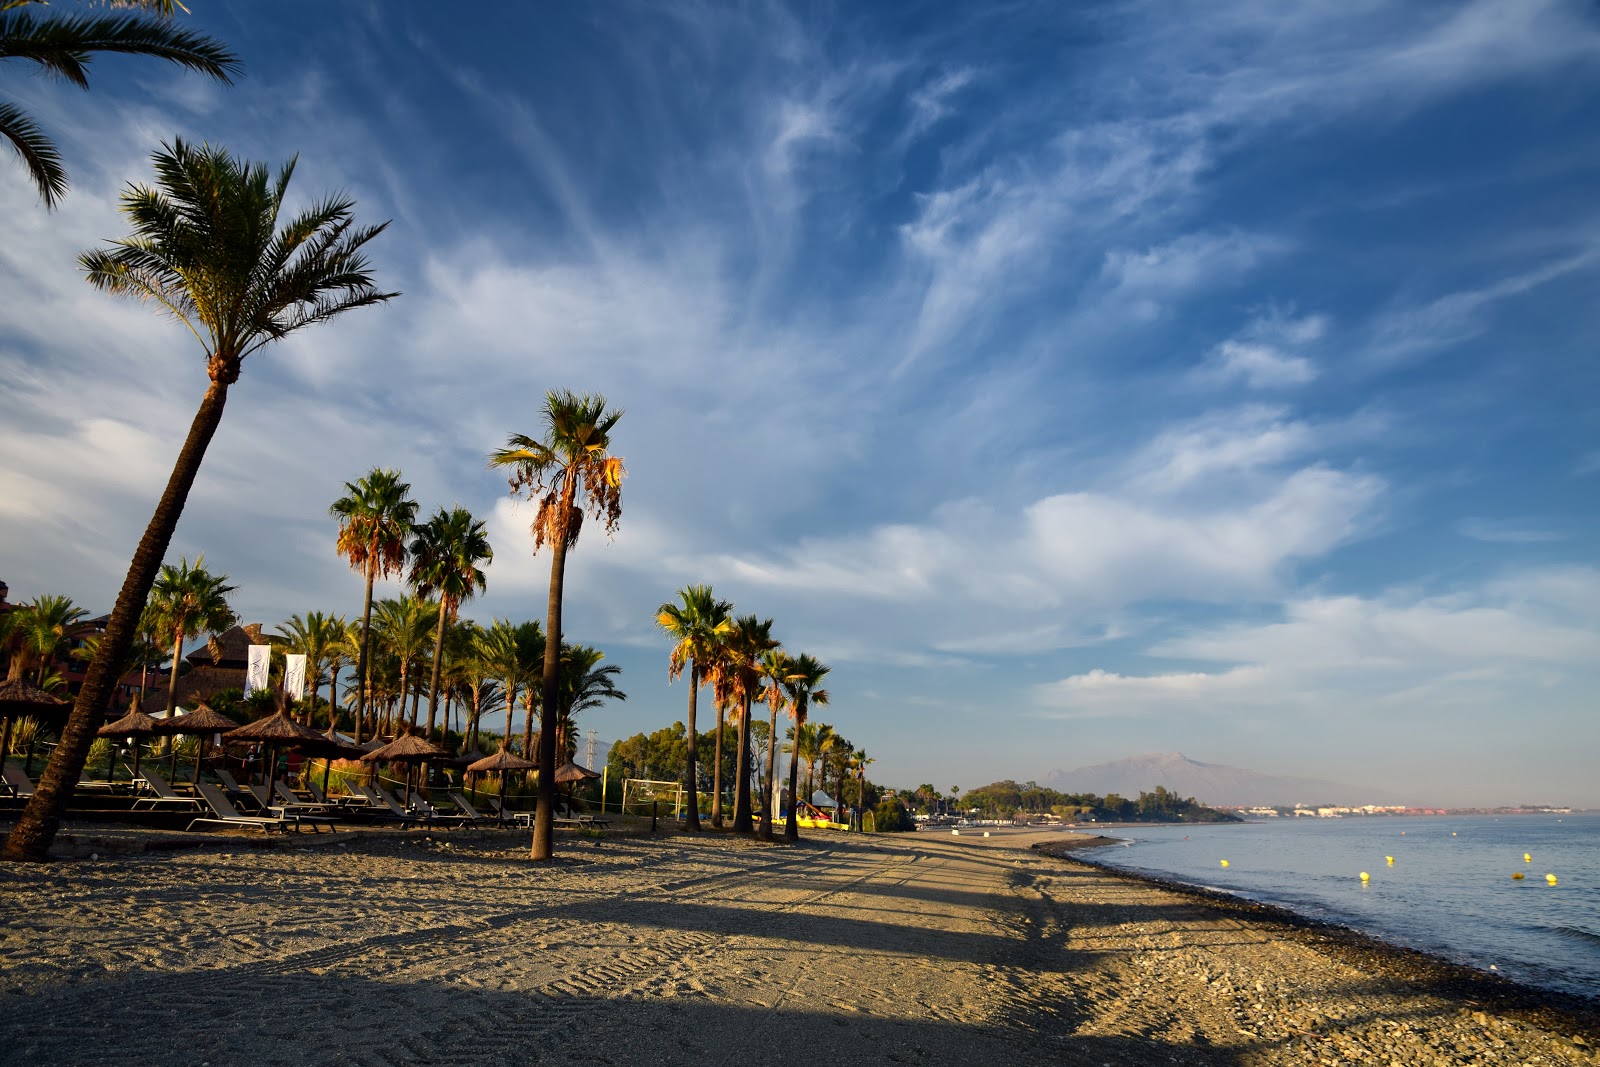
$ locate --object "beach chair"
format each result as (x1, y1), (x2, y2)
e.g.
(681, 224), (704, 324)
(275, 781), (335, 816)
(355, 783), (419, 826)
(132, 768), (203, 811)
(447, 791), (494, 826)
(2, 761), (35, 800)
(187, 782), (289, 834)
(408, 795), (468, 828)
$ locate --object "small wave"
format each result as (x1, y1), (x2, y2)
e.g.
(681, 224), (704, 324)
(1542, 924), (1600, 947)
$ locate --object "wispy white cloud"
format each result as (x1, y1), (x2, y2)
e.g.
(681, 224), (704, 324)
(1457, 517), (1565, 544)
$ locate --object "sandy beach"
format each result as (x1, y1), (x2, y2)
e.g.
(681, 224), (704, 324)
(2, 823), (1595, 1067)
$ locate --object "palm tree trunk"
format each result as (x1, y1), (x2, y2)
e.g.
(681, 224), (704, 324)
(354, 559), (376, 746)
(785, 708), (804, 842)
(4, 377), (232, 862)
(521, 693), (535, 757)
(711, 703), (725, 827)
(682, 664), (701, 832)
(424, 606), (447, 741)
(758, 703), (779, 841)
(165, 629), (184, 715)
(503, 688), (515, 750)
(326, 662), (340, 738)
(532, 524), (571, 862)
(732, 696), (754, 833)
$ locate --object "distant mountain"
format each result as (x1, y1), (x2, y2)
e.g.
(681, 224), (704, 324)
(1041, 752), (1405, 808)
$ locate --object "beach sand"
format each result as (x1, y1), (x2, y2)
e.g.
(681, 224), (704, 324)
(1, 822), (1595, 1066)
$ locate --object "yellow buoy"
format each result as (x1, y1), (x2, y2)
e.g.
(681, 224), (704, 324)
(1524, 853), (1532, 863)
(1512, 872), (1525, 880)
(1386, 856), (1394, 865)
(1220, 860), (1229, 867)
(1546, 873), (1558, 885)
(1360, 871), (1370, 882)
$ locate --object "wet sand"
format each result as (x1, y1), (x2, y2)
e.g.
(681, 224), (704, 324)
(1, 823), (1595, 1066)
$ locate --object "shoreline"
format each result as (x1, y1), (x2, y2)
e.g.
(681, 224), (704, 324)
(1033, 837), (1600, 1035)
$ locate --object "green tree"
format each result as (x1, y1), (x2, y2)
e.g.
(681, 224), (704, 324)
(756, 648), (796, 842)
(12, 594), (89, 684)
(655, 584), (732, 832)
(3, 142), (394, 863)
(489, 391), (625, 862)
(331, 468), (417, 744)
(371, 595), (435, 735)
(146, 556), (235, 721)
(474, 618), (543, 755)
(711, 613), (777, 833)
(556, 644), (624, 763)
(408, 506), (492, 742)
(274, 610), (345, 728)
(780, 654), (830, 842)
(1, 0), (238, 207)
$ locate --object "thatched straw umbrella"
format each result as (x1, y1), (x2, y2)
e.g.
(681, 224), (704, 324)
(553, 759), (601, 815)
(467, 748), (537, 823)
(151, 703), (240, 784)
(360, 732), (450, 805)
(97, 695), (163, 783)
(0, 677), (66, 775)
(223, 709), (331, 800)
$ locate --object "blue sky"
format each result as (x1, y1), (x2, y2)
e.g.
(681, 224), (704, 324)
(2, 1), (1597, 806)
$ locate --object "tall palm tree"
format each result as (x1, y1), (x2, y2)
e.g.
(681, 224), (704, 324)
(146, 557), (236, 718)
(408, 506), (492, 742)
(331, 468), (417, 745)
(655, 584), (732, 832)
(323, 616), (356, 738)
(4, 141), (394, 863)
(13, 595), (89, 684)
(489, 391), (624, 861)
(371, 595), (435, 735)
(712, 614), (777, 834)
(852, 750), (874, 826)
(756, 648), (796, 842)
(781, 654), (831, 841)
(1, 1), (238, 207)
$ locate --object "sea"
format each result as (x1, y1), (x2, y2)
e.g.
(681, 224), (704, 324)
(1082, 812), (1600, 998)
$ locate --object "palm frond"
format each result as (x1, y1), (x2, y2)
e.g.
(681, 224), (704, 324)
(0, 11), (239, 85)
(0, 99), (64, 205)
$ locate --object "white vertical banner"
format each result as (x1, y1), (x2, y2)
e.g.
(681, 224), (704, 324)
(244, 644), (271, 697)
(284, 654), (307, 700)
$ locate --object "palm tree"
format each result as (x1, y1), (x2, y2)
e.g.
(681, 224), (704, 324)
(4, 142), (394, 863)
(712, 614), (778, 834)
(146, 557), (236, 717)
(13, 595), (89, 684)
(407, 506), (492, 742)
(756, 649), (797, 842)
(1, 1), (238, 207)
(275, 611), (344, 727)
(655, 584), (732, 832)
(323, 616), (356, 738)
(557, 644), (624, 763)
(489, 391), (624, 862)
(331, 468), (417, 745)
(475, 618), (542, 754)
(781, 655), (831, 841)
(371, 595), (435, 735)
(852, 750), (874, 826)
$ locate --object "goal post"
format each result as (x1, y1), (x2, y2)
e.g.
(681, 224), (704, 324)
(622, 778), (684, 817)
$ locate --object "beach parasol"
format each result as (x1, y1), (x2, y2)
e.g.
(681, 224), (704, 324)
(0, 677), (66, 775)
(97, 695), (163, 783)
(151, 703), (240, 784)
(223, 709), (332, 802)
(553, 759), (601, 814)
(360, 732), (450, 804)
(467, 748), (537, 823)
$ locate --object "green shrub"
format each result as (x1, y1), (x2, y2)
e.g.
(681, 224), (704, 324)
(873, 797), (915, 833)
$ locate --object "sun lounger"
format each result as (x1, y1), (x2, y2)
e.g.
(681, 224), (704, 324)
(187, 782), (290, 834)
(2, 761), (35, 800)
(354, 783), (419, 826)
(447, 791), (494, 825)
(275, 781), (335, 815)
(132, 768), (203, 811)
(408, 795), (469, 827)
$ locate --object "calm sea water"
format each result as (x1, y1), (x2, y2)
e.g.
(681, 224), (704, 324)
(1084, 813), (1600, 997)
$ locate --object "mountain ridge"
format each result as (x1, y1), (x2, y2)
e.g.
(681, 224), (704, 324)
(1041, 751), (1406, 808)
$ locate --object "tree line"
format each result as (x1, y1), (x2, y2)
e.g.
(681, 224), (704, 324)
(940, 780), (1240, 823)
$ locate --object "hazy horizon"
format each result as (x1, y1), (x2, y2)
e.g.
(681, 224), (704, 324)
(2, 2), (1596, 808)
